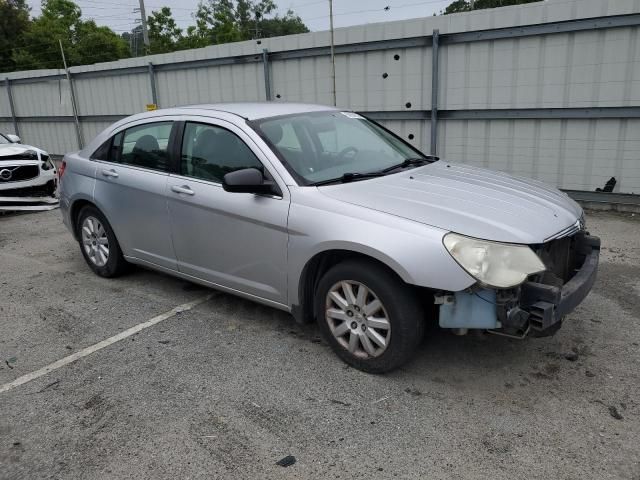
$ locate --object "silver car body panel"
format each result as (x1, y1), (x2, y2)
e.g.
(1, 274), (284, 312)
(319, 161), (583, 245)
(59, 103), (584, 313)
(165, 116), (290, 303)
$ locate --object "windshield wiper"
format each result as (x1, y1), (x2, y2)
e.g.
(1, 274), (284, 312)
(379, 156), (438, 174)
(310, 155), (439, 186)
(310, 171), (386, 186)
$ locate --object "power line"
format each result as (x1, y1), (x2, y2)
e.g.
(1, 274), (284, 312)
(6, 36), (133, 55)
(303, 0), (448, 22)
(30, 0), (201, 12)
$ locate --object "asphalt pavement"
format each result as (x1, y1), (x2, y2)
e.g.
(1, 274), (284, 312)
(1, 209), (639, 479)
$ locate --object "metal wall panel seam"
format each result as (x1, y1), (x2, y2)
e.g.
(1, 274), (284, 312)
(430, 30), (439, 155)
(4, 77), (19, 136)
(262, 49), (271, 101)
(3, 107), (640, 124)
(148, 62), (159, 106)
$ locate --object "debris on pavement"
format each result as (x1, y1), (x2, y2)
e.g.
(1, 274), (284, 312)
(404, 388), (422, 396)
(36, 380), (60, 393)
(276, 455), (296, 467)
(608, 406), (624, 420)
(564, 352), (579, 362)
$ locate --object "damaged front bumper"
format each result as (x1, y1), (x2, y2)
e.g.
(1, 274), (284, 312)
(0, 180), (59, 211)
(518, 234), (600, 336)
(438, 233), (600, 337)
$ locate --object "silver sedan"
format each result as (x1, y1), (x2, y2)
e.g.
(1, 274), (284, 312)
(59, 103), (599, 372)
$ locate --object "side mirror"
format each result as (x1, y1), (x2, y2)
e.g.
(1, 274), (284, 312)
(223, 168), (279, 195)
(6, 134), (21, 143)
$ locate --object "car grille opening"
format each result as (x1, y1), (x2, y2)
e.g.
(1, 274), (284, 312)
(532, 233), (588, 286)
(0, 165), (40, 182)
(0, 180), (56, 198)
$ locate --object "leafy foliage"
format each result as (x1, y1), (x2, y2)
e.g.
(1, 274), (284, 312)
(152, 0), (309, 52)
(443, 0), (542, 15)
(1, 0), (309, 72)
(147, 7), (184, 54)
(7, 0), (129, 71)
(0, 0), (31, 72)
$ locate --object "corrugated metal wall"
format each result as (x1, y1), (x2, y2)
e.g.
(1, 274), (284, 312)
(1, 0), (639, 193)
(438, 118), (639, 193)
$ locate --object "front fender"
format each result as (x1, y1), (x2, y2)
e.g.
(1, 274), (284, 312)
(287, 188), (476, 307)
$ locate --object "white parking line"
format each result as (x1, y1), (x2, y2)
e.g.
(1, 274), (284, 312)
(0, 294), (213, 395)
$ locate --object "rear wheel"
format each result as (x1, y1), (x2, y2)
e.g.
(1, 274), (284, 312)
(77, 206), (128, 277)
(315, 259), (425, 373)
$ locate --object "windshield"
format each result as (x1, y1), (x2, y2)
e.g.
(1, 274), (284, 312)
(252, 111), (432, 185)
(0, 134), (10, 145)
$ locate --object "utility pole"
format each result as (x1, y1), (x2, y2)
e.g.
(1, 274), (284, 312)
(329, 0), (336, 106)
(137, 0), (150, 53)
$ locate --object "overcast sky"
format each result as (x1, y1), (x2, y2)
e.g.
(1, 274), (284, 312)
(26, 0), (454, 34)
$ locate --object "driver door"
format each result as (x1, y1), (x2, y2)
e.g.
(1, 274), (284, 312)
(166, 119), (290, 305)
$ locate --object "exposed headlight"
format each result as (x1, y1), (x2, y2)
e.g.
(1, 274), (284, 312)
(443, 233), (546, 289)
(41, 154), (55, 170)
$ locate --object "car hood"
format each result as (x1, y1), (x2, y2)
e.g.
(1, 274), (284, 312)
(0, 143), (45, 160)
(318, 161), (583, 244)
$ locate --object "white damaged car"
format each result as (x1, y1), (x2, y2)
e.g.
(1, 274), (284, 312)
(0, 133), (58, 211)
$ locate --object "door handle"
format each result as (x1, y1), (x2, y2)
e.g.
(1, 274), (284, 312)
(171, 185), (195, 196)
(101, 168), (118, 178)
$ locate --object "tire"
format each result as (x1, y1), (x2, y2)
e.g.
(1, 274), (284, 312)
(315, 259), (425, 373)
(76, 205), (129, 278)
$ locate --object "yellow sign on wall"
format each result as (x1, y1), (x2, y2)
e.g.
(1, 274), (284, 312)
(146, 104), (158, 111)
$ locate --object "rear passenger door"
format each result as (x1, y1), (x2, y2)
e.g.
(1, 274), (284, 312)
(166, 119), (290, 305)
(92, 120), (178, 270)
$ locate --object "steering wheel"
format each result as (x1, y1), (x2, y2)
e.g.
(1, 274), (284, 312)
(337, 146), (359, 161)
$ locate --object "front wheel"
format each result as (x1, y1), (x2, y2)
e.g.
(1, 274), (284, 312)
(315, 259), (425, 373)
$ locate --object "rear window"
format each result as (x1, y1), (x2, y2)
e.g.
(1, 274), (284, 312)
(121, 122), (172, 171)
(90, 122), (173, 172)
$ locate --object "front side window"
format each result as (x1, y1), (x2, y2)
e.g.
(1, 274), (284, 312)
(119, 122), (173, 171)
(181, 122), (263, 183)
(253, 111), (430, 185)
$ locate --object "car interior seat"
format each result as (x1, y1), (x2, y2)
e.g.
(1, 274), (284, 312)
(132, 135), (161, 168)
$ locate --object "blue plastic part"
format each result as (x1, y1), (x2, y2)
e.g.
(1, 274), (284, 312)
(439, 289), (499, 329)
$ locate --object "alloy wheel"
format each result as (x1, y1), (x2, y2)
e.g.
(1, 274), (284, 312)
(325, 280), (391, 359)
(81, 216), (110, 267)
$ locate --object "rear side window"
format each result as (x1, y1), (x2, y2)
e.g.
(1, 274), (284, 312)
(91, 132), (124, 162)
(91, 139), (111, 161)
(119, 122), (173, 171)
(180, 122), (263, 183)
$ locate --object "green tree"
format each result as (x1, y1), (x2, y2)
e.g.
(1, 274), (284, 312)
(443, 0), (542, 14)
(10, 0), (128, 71)
(0, 0), (31, 72)
(189, 0), (308, 46)
(259, 9), (309, 38)
(147, 7), (183, 54)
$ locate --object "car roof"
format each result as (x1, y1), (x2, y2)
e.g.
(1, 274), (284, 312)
(178, 102), (339, 120)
